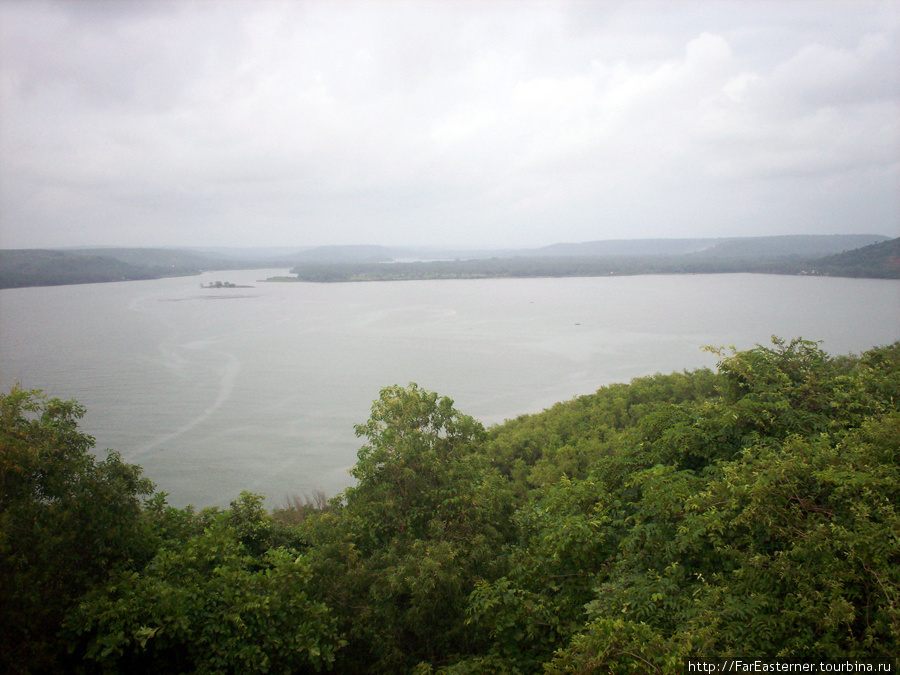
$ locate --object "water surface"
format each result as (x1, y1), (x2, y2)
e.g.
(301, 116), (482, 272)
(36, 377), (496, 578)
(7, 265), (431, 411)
(2, 271), (897, 507)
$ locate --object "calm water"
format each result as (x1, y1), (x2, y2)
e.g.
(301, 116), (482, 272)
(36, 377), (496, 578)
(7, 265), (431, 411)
(2, 271), (898, 507)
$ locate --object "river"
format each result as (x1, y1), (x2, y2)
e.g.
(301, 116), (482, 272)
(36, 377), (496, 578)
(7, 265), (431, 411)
(1, 270), (897, 507)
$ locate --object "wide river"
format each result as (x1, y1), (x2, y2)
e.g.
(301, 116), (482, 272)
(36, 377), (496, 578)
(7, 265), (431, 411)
(1, 270), (898, 508)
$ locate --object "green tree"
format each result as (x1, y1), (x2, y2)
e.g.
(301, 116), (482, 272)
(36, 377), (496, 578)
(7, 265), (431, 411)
(67, 511), (342, 674)
(0, 386), (155, 674)
(305, 384), (514, 673)
(465, 339), (899, 671)
(556, 339), (900, 668)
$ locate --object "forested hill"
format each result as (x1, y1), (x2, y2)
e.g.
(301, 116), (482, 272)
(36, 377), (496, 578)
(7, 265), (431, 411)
(282, 235), (899, 282)
(807, 236), (900, 278)
(0, 249), (160, 288)
(685, 233), (889, 259)
(0, 248), (282, 289)
(1, 234), (895, 288)
(529, 233), (887, 259)
(3, 337), (899, 672)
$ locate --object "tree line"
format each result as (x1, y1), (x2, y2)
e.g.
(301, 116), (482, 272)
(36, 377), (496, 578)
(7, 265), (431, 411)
(282, 238), (900, 282)
(2, 337), (898, 673)
(3, 237), (897, 288)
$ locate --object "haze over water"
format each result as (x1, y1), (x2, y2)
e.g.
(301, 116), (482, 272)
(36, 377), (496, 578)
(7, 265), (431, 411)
(2, 270), (898, 508)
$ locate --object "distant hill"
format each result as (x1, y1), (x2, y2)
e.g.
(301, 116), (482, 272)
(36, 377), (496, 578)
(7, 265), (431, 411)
(806, 237), (900, 279)
(1, 235), (897, 288)
(0, 248), (261, 289)
(0, 250), (158, 289)
(530, 238), (721, 257)
(250, 235), (892, 265)
(66, 247), (230, 270)
(291, 245), (396, 264)
(523, 234), (889, 259)
(690, 234), (889, 259)
(283, 234), (899, 282)
(192, 246), (313, 261)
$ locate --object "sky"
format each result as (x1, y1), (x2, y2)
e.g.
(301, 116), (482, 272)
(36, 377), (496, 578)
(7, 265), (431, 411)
(1, 0), (898, 250)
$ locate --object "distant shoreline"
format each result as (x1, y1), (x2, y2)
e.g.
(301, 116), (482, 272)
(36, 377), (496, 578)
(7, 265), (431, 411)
(2, 235), (896, 289)
(268, 245), (900, 283)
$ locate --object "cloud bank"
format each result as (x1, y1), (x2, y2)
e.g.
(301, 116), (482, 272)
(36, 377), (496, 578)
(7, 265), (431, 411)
(1, 0), (898, 248)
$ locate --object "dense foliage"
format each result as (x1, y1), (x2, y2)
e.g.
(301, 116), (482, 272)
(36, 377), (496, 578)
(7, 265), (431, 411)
(2, 337), (898, 673)
(0, 390), (155, 672)
(811, 237), (900, 279)
(0, 249), (174, 288)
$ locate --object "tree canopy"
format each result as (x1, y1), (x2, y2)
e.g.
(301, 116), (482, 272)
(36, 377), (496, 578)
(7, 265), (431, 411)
(2, 337), (898, 673)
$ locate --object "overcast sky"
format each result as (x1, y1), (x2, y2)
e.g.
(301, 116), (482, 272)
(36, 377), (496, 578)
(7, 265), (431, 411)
(1, 0), (898, 249)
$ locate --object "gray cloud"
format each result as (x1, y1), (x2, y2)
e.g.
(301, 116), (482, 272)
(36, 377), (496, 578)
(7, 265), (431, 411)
(1, 0), (898, 248)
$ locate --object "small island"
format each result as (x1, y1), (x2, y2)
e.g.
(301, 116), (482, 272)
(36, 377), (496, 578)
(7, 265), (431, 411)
(201, 280), (253, 289)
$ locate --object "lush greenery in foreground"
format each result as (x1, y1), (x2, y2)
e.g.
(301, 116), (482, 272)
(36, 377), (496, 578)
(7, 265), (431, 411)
(2, 338), (899, 674)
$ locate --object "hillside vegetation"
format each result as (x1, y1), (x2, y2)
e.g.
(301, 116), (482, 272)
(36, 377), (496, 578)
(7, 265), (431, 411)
(283, 236), (899, 282)
(1, 235), (895, 288)
(0, 248), (281, 289)
(0, 249), (172, 288)
(810, 237), (900, 279)
(1, 337), (898, 673)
